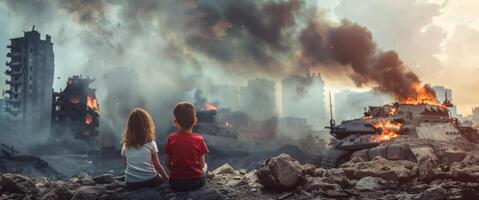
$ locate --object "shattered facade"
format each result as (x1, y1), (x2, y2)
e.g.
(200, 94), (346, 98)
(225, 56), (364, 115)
(51, 75), (99, 142)
(4, 28), (54, 131)
(281, 73), (327, 130)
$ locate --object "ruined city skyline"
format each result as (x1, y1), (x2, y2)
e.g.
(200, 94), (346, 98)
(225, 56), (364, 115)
(0, 0), (478, 120)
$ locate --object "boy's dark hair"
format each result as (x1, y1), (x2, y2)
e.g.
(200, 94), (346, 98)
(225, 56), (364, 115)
(173, 102), (196, 129)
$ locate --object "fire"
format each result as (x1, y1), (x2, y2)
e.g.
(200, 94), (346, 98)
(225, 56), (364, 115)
(388, 107), (397, 115)
(371, 120), (401, 142)
(85, 114), (93, 125)
(86, 95), (99, 112)
(400, 82), (441, 106)
(204, 102), (218, 110)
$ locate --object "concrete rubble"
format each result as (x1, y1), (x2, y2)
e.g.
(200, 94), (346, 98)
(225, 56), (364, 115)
(2, 146), (479, 199)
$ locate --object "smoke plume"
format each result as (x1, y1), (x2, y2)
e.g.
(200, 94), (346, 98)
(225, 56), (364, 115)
(0, 0), (439, 146)
(298, 19), (436, 101)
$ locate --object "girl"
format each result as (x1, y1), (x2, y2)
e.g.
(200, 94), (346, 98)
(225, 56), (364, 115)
(121, 108), (168, 190)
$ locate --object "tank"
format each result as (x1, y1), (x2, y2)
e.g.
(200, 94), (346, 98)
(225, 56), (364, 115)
(321, 97), (479, 168)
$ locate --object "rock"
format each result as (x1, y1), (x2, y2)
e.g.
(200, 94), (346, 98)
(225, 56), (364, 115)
(0, 173), (38, 195)
(187, 188), (227, 200)
(104, 181), (126, 190)
(93, 174), (114, 184)
(313, 168), (326, 177)
(324, 168), (349, 188)
(40, 182), (73, 200)
(70, 173), (95, 186)
(212, 163), (235, 174)
(354, 176), (393, 192)
(461, 188), (479, 200)
(341, 157), (415, 181)
(303, 176), (333, 192)
(244, 170), (261, 188)
(71, 186), (103, 200)
(415, 186), (447, 200)
(451, 165), (479, 182)
(110, 187), (162, 200)
(416, 156), (441, 182)
(257, 154), (303, 192)
(408, 184), (430, 193)
(113, 175), (125, 182)
(301, 164), (316, 176)
(238, 169), (247, 174)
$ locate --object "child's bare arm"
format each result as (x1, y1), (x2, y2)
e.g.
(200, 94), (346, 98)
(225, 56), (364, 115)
(151, 151), (169, 180)
(199, 155), (206, 170)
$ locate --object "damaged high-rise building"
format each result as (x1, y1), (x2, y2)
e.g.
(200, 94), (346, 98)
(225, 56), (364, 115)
(51, 75), (100, 144)
(4, 27), (54, 131)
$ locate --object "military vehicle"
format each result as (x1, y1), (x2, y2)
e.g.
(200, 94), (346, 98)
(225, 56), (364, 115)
(321, 93), (479, 168)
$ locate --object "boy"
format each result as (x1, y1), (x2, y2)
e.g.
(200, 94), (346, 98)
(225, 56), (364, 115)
(164, 102), (209, 191)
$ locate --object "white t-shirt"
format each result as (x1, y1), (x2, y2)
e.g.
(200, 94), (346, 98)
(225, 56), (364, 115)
(121, 141), (158, 183)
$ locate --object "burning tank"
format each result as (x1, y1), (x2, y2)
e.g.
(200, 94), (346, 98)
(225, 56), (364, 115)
(321, 91), (479, 168)
(50, 75), (100, 146)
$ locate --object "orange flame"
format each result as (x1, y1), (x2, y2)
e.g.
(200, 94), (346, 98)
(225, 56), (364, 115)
(388, 107), (397, 115)
(204, 102), (218, 110)
(87, 96), (99, 112)
(371, 120), (401, 142)
(400, 82), (441, 106)
(85, 114), (93, 125)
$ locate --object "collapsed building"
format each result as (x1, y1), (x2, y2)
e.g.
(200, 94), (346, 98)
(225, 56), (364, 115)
(3, 27), (54, 131)
(51, 75), (99, 145)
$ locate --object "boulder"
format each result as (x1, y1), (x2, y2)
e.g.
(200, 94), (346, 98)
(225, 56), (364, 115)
(354, 176), (394, 192)
(303, 176), (339, 192)
(70, 173), (95, 186)
(40, 182), (73, 200)
(257, 154), (302, 192)
(313, 168), (326, 177)
(301, 164), (316, 176)
(0, 173), (38, 195)
(71, 186), (103, 200)
(324, 168), (349, 188)
(93, 174), (115, 184)
(341, 157), (415, 181)
(416, 156), (441, 182)
(212, 163), (235, 174)
(451, 165), (479, 182)
(415, 186), (447, 200)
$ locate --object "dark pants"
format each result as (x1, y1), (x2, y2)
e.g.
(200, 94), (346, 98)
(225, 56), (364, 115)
(169, 176), (206, 192)
(126, 175), (163, 190)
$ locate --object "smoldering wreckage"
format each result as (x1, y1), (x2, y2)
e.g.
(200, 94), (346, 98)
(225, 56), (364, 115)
(2, 1), (479, 200)
(3, 67), (479, 200)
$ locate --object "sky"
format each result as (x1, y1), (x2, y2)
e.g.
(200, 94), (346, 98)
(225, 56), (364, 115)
(0, 0), (478, 116)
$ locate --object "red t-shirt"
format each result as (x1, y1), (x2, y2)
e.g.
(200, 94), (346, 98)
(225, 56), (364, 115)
(164, 132), (209, 180)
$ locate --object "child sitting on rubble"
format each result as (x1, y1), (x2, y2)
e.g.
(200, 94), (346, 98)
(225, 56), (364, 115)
(164, 102), (209, 191)
(121, 108), (169, 190)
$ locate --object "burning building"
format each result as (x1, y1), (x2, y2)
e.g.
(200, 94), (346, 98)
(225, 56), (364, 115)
(3, 27), (54, 131)
(51, 75), (99, 142)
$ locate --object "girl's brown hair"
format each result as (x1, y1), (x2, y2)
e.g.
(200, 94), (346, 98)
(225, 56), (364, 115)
(121, 108), (156, 148)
